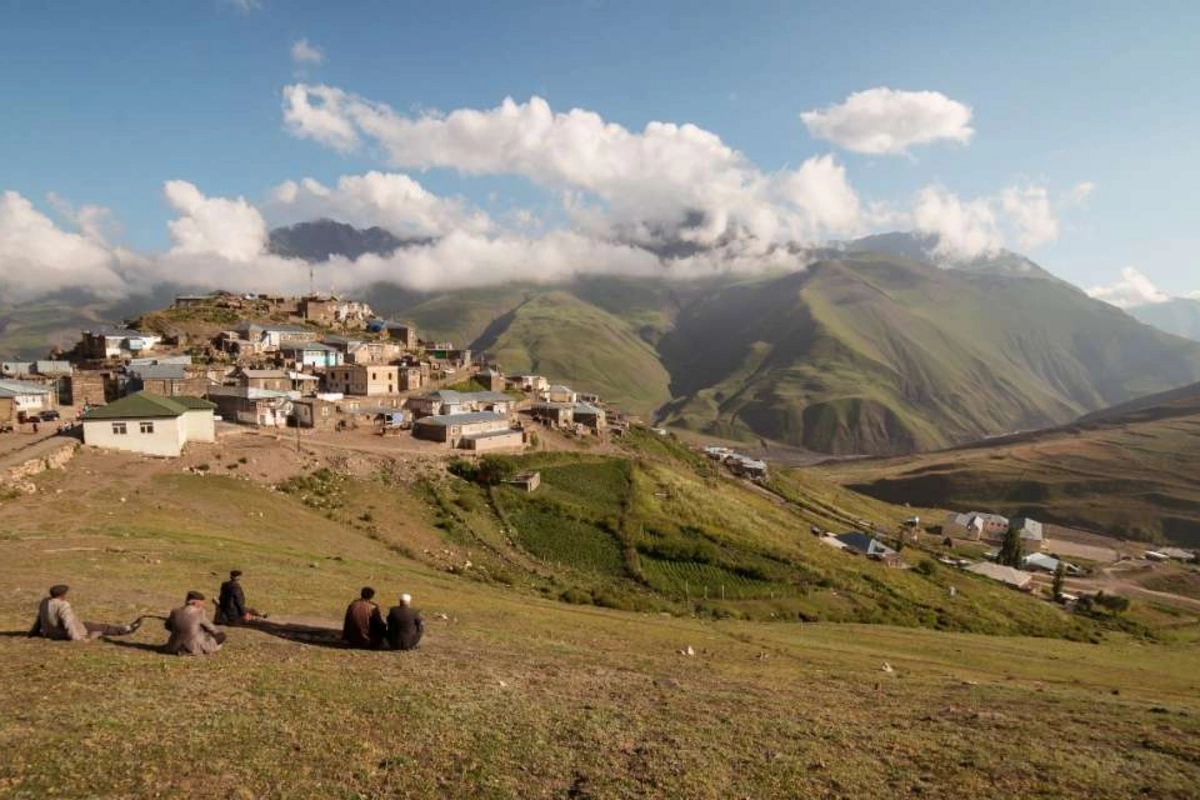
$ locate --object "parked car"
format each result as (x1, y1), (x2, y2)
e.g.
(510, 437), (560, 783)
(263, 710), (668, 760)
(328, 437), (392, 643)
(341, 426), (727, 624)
(39, 409), (61, 421)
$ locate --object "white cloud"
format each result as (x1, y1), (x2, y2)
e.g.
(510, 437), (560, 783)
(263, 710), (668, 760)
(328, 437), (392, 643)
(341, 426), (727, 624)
(1001, 185), (1058, 249)
(1064, 180), (1096, 206)
(281, 85), (361, 153)
(0, 191), (126, 301)
(912, 185), (1002, 260)
(1086, 267), (1171, 309)
(281, 84), (870, 252)
(291, 39), (324, 66)
(780, 155), (863, 237)
(266, 171), (492, 237)
(224, 0), (262, 12)
(912, 182), (1066, 260)
(164, 180), (267, 261)
(46, 192), (120, 244)
(800, 88), (974, 156)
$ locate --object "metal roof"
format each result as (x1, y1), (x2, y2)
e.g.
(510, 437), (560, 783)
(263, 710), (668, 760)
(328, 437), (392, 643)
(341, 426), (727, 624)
(835, 532), (895, 557)
(0, 379), (52, 397)
(129, 364), (189, 381)
(281, 341), (338, 352)
(82, 391), (213, 420)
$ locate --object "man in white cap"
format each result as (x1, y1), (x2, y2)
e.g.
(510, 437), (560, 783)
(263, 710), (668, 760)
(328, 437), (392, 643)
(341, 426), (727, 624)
(385, 593), (425, 651)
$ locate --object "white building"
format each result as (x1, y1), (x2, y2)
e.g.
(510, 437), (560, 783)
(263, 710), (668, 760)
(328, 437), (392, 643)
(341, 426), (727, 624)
(0, 379), (53, 422)
(82, 391), (215, 457)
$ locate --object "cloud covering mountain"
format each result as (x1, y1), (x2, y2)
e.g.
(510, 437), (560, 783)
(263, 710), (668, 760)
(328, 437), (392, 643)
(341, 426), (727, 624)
(0, 81), (1101, 302)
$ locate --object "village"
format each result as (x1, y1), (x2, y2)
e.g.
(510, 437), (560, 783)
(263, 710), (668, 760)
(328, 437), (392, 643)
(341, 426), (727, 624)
(2, 290), (1197, 613)
(0, 291), (634, 460)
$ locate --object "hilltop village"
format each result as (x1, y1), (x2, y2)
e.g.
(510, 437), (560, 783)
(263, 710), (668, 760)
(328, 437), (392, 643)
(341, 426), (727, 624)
(1, 290), (627, 456)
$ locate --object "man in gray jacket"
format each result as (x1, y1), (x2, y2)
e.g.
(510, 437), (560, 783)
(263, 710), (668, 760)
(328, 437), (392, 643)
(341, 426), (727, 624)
(29, 585), (140, 641)
(164, 591), (226, 656)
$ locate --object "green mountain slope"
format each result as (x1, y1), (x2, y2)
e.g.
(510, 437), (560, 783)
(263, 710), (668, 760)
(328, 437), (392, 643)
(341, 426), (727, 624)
(471, 291), (673, 415)
(658, 255), (1200, 454)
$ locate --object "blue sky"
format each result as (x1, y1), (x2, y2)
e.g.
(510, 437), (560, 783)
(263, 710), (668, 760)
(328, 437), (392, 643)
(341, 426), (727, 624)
(1, 0), (1197, 302)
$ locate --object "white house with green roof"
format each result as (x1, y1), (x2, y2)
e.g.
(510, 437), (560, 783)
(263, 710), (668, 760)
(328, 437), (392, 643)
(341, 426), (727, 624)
(82, 392), (215, 457)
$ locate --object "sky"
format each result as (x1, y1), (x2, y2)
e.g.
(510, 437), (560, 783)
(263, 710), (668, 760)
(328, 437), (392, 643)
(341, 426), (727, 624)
(1, 0), (1197, 305)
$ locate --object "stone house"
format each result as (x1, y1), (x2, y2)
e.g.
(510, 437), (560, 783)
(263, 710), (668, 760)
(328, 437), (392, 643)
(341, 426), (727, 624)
(324, 364), (401, 396)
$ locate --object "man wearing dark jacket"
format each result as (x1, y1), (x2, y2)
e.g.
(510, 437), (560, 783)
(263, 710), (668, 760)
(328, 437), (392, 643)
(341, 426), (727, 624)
(342, 587), (387, 649)
(215, 570), (247, 625)
(385, 593), (424, 651)
(215, 570), (267, 625)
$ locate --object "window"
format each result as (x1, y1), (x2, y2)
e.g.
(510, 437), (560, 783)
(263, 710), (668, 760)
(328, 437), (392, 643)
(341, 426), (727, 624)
(112, 422), (127, 435)
(139, 421), (154, 434)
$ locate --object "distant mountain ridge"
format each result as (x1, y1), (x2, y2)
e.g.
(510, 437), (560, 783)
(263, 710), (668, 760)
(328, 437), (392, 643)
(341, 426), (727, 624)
(268, 219), (432, 262)
(1127, 297), (1200, 343)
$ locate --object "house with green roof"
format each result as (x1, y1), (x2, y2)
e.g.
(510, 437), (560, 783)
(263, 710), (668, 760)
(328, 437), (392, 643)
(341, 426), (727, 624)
(81, 391), (216, 457)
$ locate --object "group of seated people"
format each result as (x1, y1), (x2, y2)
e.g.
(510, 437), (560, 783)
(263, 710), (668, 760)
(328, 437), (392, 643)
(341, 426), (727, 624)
(27, 570), (425, 656)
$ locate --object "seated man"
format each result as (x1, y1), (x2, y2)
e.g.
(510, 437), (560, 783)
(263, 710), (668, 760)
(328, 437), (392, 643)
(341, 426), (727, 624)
(29, 584), (141, 641)
(164, 591), (226, 656)
(385, 593), (425, 651)
(342, 587), (387, 649)
(214, 570), (266, 625)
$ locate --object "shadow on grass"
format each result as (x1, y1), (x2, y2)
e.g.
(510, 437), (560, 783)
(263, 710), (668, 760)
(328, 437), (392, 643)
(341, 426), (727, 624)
(105, 639), (169, 654)
(242, 619), (350, 650)
(0, 631), (36, 638)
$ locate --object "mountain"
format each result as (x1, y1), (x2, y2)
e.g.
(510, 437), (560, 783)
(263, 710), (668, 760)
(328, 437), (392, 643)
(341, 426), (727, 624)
(468, 291), (673, 415)
(819, 382), (1200, 546)
(268, 218), (431, 261)
(1127, 298), (1200, 342)
(842, 231), (1062, 282)
(655, 253), (1200, 453)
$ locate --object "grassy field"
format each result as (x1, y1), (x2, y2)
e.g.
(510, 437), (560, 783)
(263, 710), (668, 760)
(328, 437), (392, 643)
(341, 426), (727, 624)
(3, 452), (1200, 798)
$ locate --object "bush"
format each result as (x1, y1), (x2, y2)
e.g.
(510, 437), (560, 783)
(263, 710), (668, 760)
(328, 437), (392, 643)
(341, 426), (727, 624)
(448, 456), (516, 486)
(914, 559), (937, 577)
(560, 587), (592, 605)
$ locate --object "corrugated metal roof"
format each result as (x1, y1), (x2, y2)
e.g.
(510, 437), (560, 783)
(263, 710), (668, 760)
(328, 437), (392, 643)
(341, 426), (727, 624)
(0, 379), (53, 397)
(129, 364), (188, 380)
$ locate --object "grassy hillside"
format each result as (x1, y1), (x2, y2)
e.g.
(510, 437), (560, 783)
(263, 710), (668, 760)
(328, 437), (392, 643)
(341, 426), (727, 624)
(470, 292), (674, 415)
(2, 446), (1200, 797)
(819, 383), (1200, 545)
(658, 256), (1200, 453)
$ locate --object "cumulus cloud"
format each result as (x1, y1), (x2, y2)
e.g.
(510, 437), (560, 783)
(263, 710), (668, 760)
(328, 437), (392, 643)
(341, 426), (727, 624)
(911, 182), (1067, 260)
(1086, 267), (1171, 309)
(1000, 185), (1058, 249)
(266, 171), (492, 237)
(912, 186), (1002, 260)
(46, 192), (120, 244)
(800, 88), (974, 156)
(0, 191), (126, 301)
(281, 85), (868, 252)
(291, 39), (324, 66)
(164, 180), (267, 261)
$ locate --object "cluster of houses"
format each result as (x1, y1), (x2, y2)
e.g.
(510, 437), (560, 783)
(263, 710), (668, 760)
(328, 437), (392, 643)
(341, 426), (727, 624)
(944, 511), (1047, 551)
(702, 445), (769, 480)
(0, 294), (631, 459)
